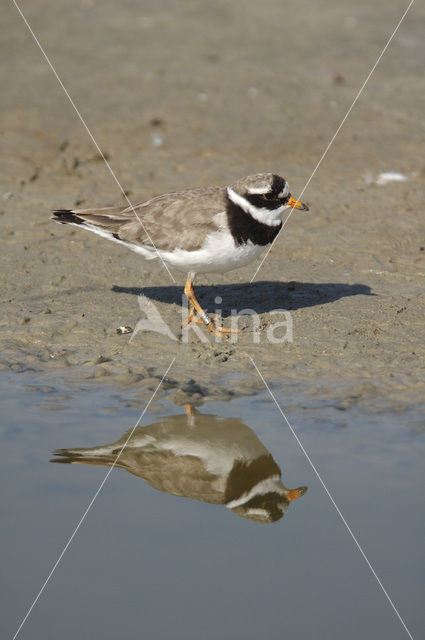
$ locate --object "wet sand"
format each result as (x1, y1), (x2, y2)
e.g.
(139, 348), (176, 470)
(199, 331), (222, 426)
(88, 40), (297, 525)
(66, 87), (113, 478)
(1, 0), (424, 409)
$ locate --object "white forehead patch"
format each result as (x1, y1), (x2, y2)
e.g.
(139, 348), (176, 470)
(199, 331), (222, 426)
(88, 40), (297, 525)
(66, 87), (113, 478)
(245, 508), (270, 519)
(246, 186), (270, 194)
(246, 181), (289, 198)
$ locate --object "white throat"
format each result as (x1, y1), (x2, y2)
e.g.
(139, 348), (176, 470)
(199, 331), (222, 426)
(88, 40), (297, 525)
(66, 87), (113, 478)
(227, 187), (284, 227)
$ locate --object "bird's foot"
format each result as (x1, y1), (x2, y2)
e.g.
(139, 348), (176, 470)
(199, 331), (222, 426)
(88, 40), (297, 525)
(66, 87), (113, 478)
(183, 275), (241, 338)
(207, 317), (241, 335)
(183, 309), (241, 337)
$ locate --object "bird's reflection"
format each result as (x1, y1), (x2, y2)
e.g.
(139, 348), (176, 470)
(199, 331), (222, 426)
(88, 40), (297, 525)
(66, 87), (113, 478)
(51, 405), (307, 524)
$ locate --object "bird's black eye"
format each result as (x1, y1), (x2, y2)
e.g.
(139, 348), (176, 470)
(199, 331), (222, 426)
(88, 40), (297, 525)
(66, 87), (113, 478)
(262, 193), (276, 200)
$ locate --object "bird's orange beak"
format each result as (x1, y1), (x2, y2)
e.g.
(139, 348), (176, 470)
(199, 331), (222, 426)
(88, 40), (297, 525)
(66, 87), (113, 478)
(287, 196), (309, 211)
(287, 486), (308, 501)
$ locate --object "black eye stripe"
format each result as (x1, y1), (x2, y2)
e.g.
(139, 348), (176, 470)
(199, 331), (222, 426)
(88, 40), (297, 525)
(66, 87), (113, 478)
(262, 191), (290, 202)
(244, 193), (283, 210)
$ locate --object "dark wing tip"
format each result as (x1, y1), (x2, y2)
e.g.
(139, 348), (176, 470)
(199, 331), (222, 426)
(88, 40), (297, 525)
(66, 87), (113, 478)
(51, 210), (83, 224)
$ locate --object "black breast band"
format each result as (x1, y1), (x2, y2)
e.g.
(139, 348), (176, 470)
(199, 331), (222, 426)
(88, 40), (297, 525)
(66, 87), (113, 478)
(226, 196), (282, 246)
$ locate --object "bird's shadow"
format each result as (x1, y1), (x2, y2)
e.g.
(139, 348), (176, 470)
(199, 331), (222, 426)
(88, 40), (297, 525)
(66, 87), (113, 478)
(112, 281), (373, 315)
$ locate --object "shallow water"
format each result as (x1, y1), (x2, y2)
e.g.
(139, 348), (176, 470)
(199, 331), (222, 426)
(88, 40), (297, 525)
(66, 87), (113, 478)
(1, 371), (424, 640)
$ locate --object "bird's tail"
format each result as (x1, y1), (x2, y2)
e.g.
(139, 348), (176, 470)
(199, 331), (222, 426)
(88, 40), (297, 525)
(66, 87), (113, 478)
(51, 206), (129, 234)
(51, 205), (159, 260)
(51, 445), (121, 469)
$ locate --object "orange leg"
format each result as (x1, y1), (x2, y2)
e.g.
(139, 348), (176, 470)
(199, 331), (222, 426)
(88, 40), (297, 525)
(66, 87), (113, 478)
(183, 274), (241, 337)
(184, 402), (197, 427)
(184, 403), (194, 417)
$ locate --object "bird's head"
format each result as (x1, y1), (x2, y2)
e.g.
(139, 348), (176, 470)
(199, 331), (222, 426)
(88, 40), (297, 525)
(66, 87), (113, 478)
(227, 173), (308, 227)
(229, 484), (308, 524)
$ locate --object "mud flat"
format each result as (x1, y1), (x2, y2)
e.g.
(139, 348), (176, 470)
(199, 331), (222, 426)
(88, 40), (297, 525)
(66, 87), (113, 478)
(1, 0), (424, 410)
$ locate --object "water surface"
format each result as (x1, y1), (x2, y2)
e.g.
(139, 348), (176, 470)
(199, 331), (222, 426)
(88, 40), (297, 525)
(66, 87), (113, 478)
(1, 371), (424, 639)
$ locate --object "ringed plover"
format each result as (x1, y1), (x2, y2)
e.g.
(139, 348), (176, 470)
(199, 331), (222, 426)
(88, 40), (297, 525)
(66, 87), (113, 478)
(51, 404), (308, 524)
(52, 173), (308, 336)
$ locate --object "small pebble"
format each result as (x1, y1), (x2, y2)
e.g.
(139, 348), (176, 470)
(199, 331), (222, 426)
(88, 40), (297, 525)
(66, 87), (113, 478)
(117, 325), (133, 335)
(151, 133), (163, 147)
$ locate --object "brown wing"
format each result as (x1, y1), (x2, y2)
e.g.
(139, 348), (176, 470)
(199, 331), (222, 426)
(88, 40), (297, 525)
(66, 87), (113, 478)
(57, 186), (228, 252)
(119, 186), (227, 251)
(52, 441), (224, 505)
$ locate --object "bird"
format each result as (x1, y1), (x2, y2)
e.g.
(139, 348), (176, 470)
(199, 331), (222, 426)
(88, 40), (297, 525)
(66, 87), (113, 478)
(52, 173), (308, 336)
(51, 404), (308, 524)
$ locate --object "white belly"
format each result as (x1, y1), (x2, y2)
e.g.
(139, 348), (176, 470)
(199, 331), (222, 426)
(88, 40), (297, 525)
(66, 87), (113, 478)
(156, 230), (267, 274)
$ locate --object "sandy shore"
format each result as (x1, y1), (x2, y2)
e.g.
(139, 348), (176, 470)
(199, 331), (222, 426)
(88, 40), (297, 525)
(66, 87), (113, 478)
(1, 0), (424, 409)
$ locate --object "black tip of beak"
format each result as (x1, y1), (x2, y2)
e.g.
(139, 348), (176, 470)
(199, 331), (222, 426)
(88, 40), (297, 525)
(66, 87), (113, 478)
(300, 203), (309, 211)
